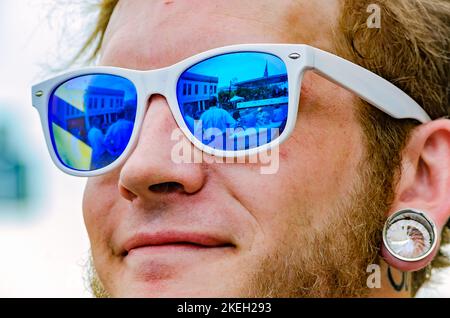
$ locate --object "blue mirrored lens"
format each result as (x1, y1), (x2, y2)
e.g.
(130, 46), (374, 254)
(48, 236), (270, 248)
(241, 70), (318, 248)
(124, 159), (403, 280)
(176, 52), (288, 151)
(48, 74), (137, 171)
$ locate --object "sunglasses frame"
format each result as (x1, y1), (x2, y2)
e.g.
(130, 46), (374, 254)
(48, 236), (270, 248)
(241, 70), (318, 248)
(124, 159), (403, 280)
(32, 43), (431, 177)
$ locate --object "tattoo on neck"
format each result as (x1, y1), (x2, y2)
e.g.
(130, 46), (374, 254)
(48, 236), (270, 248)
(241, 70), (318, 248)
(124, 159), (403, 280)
(387, 266), (409, 292)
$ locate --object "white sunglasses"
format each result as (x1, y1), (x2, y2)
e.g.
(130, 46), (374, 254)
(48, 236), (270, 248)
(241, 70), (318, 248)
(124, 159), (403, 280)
(32, 43), (431, 177)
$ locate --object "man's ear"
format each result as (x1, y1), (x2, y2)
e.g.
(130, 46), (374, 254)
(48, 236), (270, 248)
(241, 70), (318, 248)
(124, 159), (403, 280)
(382, 118), (450, 272)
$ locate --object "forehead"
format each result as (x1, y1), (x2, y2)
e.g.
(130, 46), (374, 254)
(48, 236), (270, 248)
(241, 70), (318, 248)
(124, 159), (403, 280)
(100, 0), (339, 69)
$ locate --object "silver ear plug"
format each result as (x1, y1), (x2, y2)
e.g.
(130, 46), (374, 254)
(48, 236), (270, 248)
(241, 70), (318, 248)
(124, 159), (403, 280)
(383, 209), (437, 262)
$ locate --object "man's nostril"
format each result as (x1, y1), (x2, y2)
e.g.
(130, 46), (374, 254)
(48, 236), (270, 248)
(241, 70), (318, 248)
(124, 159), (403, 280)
(148, 182), (184, 193)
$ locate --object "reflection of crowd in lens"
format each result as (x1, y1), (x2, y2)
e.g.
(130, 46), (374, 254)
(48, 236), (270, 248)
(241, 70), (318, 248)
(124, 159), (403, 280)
(183, 86), (288, 134)
(72, 106), (135, 169)
(198, 96), (236, 132)
(181, 83), (288, 150)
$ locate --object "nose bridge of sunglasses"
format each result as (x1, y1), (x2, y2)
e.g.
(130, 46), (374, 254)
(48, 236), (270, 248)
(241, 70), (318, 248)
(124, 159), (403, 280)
(139, 67), (171, 99)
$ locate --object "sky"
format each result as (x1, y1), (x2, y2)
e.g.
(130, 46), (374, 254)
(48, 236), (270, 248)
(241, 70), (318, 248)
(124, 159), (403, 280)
(188, 52), (287, 88)
(0, 0), (449, 298)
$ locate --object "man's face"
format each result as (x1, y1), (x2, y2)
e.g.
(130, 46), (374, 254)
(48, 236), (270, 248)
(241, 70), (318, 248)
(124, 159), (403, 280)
(83, 0), (387, 297)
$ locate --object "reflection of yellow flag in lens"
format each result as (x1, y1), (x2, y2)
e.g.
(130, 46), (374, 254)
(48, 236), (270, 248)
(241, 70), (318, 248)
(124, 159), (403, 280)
(52, 123), (92, 170)
(54, 87), (86, 112)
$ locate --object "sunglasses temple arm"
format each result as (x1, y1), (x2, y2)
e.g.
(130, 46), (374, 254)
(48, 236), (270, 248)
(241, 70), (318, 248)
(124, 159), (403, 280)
(308, 47), (431, 124)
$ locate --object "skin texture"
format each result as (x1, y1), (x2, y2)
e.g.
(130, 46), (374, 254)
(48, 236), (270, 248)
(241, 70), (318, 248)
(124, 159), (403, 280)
(82, 0), (450, 297)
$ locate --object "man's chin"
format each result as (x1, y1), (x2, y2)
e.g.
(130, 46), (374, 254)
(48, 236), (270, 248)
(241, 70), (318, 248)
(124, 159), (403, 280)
(103, 270), (248, 298)
(89, 255), (246, 298)
(115, 283), (237, 298)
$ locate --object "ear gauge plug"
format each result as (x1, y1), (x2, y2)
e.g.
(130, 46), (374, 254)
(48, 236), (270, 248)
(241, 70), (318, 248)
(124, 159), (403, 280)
(383, 209), (438, 262)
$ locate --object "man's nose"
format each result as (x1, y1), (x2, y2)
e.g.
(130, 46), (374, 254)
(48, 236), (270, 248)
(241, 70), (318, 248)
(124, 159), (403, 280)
(118, 94), (206, 202)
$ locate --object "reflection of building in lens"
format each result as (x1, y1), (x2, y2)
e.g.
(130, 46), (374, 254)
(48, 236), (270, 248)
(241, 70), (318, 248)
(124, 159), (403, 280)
(217, 64), (289, 133)
(233, 74), (287, 104)
(51, 86), (128, 141)
(177, 72), (219, 118)
(218, 64), (288, 113)
(235, 73), (287, 90)
(84, 86), (126, 128)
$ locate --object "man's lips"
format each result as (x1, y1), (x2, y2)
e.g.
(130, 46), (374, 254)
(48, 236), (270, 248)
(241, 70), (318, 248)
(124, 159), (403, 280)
(122, 231), (235, 256)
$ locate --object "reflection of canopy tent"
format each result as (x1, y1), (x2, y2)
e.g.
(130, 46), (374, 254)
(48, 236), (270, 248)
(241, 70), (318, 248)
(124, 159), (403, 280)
(236, 96), (288, 109)
(229, 95), (244, 103)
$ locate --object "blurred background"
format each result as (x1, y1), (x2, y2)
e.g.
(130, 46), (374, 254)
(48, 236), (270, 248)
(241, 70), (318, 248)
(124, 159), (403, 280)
(0, 0), (449, 297)
(0, 0), (92, 297)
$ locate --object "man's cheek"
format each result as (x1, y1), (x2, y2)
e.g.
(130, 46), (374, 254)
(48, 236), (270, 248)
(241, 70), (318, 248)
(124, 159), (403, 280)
(82, 180), (118, 244)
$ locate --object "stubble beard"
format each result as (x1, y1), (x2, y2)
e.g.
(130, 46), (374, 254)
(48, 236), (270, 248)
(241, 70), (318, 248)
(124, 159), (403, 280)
(87, 152), (393, 298)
